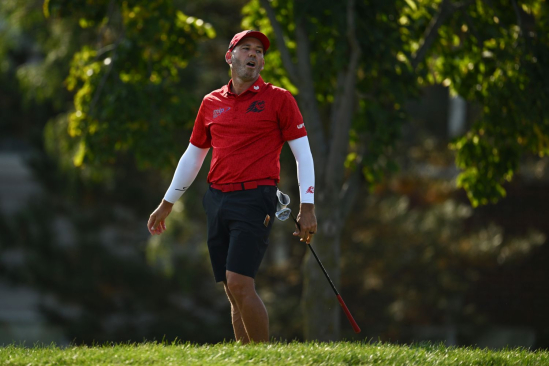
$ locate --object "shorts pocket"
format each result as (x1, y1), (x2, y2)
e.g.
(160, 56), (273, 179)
(260, 186), (277, 215)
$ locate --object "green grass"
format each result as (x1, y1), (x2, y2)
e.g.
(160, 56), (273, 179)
(1, 341), (548, 365)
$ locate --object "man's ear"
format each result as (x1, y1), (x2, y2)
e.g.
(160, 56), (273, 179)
(225, 51), (232, 64)
(260, 58), (265, 71)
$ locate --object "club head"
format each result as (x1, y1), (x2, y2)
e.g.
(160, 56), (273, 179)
(276, 189), (290, 211)
(275, 207), (291, 221)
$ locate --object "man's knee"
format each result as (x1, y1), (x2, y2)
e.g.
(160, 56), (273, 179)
(226, 271), (254, 300)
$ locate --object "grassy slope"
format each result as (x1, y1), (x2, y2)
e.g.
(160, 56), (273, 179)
(1, 342), (548, 365)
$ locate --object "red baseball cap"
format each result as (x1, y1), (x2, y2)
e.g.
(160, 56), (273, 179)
(228, 30), (270, 53)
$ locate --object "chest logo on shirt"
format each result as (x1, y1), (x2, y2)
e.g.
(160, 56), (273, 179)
(213, 107), (231, 119)
(246, 100), (265, 113)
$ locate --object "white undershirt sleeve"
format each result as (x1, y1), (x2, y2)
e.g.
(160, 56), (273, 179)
(288, 136), (315, 204)
(163, 143), (210, 203)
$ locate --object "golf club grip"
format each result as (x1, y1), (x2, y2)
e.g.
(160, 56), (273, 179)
(337, 294), (361, 333)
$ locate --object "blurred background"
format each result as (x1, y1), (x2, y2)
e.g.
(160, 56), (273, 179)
(1, 0), (549, 349)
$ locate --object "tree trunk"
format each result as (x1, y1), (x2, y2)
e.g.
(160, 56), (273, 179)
(261, 0), (361, 341)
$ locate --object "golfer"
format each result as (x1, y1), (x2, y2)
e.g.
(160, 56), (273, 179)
(147, 30), (316, 344)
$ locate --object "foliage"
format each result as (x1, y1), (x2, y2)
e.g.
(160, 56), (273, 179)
(0, 1), (69, 106)
(242, 0), (418, 186)
(239, 0), (549, 340)
(0, 0), (268, 345)
(343, 188), (545, 340)
(44, 0), (216, 171)
(2, 341), (549, 365)
(0, 187), (229, 344)
(241, 0), (549, 207)
(450, 2), (549, 206)
(0, 0), (75, 145)
(19, 0), (548, 206)
(402, 0), (549, 206)
(335, 134), (549, 343)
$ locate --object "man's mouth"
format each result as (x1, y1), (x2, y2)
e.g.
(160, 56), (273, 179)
(246, 60), (256, 68)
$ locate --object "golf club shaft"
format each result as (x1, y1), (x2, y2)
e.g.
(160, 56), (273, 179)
(292, 213), (361, 333)
(307, 242), (338, 296)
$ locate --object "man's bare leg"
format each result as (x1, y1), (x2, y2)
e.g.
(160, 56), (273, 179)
(223, 281), (250, 343)
(226, 270), (269, 343)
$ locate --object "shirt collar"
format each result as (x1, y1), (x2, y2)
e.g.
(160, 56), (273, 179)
(249, 76), (265, 93)
(222, 76), (265, 96)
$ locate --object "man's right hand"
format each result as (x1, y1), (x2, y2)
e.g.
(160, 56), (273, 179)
(147, 200), (174, 235)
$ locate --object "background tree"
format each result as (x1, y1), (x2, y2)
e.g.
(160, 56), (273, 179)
(242, 0), (418, 340)
(3, 0), (547, 343)
(242, 0), (549, 340)
(0, 0), (244, 344)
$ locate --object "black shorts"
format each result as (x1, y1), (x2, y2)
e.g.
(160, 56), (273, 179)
(202, 185), (278, 283)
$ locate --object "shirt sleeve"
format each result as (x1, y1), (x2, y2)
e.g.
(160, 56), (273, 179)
(278, 91), (307, 141)
(189, 98), (212, 148)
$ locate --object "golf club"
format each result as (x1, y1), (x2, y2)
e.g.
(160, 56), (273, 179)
(291, 212), (361, 334)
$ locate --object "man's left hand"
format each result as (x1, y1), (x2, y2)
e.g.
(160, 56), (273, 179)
(293, 203), (317, 244)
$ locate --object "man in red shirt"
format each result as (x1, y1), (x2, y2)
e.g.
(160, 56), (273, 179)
(147, 30), (316, 343)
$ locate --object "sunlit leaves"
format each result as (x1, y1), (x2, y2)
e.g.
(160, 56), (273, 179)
(332, 0), (543, 208)
(44, 0), (216, 171)
(399, 0), (549, 206)
(245, 0), (549, 206)
(452, 132), (518, 206)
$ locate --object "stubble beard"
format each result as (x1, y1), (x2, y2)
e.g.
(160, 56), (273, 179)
(232, 58), (259, 82)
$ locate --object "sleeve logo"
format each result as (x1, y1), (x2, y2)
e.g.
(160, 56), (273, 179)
(306, 186), (314, 194)
(246, 100), (265, 113)
(297, 123), (304, 129)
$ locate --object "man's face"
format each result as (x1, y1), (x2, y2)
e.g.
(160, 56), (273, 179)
(227, 37), (265, 81)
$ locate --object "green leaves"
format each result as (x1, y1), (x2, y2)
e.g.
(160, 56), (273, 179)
(42, 0), (549, 207)
(243, 0), (418, 188)
(402, 0), (549, 206)
(46, 0), (215, 171)
(452, 132), (518, 206)
(437, 0), (549, 205)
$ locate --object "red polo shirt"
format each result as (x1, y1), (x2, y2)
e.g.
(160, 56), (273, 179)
(190, 76), (307, 184)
